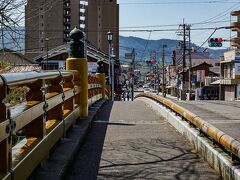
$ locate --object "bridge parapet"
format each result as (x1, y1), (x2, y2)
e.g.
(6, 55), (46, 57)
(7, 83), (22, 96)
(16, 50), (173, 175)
(136, 93), (240, 163)
(0, 70), (106, 179)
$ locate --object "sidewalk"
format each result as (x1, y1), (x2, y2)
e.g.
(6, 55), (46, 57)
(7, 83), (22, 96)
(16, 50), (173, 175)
(65, 101), (219, 179)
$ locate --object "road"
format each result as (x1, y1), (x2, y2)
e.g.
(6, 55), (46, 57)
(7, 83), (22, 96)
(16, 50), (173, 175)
(65, 101), (219, 179)
(168, 98), (240, 142)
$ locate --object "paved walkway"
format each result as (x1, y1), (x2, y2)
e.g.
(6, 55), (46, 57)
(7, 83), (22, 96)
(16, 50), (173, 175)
(65, 101), (220, 180)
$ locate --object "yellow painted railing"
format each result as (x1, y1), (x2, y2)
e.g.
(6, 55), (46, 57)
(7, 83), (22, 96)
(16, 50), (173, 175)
(0, 70), (106, 180)
(136, 93), (240, 161)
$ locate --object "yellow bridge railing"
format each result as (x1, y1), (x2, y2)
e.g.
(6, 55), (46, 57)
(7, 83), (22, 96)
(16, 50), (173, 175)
(0, 70), (107, 179)
(136, 93), (240, 162)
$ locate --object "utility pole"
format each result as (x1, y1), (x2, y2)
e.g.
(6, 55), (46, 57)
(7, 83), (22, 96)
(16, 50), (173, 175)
(131, 48), (135, 101)
(45, 38), (49, 70)
(111, 46), (115, 101)
(187, 25), (192, 100)
(162, 45), (167, 97)
(182, 23), (186, 100)
(178, 20), (187, 100)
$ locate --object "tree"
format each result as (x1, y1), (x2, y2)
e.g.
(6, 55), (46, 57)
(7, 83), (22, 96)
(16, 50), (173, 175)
(0, 0), (26, 50)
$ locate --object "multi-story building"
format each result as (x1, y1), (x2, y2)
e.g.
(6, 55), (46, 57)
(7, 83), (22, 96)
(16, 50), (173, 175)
(85, 0), (119, 59)
(220, 50), (240, 100)
(25, 0), (119, 59)
(219, 10), (240, 100)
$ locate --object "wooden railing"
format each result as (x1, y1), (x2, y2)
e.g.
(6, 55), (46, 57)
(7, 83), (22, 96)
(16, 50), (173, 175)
(0, 70), (105, 180)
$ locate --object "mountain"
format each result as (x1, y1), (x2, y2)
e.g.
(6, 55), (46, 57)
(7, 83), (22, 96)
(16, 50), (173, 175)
(119, 35), (226, 63)
(0, 27), (25, 51)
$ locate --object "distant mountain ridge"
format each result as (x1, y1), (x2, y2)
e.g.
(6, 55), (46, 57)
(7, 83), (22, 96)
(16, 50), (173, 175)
(119, 35), (226, 63)
(0, 28), (226, 62)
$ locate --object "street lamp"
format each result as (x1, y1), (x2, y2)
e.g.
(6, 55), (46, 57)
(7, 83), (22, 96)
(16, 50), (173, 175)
(107, 31), (113, 100)
(45, 37), (49, 70)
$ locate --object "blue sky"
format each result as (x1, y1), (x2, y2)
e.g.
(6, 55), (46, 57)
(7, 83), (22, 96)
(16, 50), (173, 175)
(118, 0), (240, 48)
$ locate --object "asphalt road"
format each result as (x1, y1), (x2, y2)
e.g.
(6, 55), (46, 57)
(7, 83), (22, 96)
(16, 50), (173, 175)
(169, 99), (240, 142)
(65, 101), (220, 180)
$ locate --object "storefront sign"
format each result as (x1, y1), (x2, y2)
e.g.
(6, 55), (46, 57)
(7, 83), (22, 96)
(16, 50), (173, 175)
(224, 50), (235, 61)
(88, 62), (98, 73)
(235, 51), (240, 60)
(234, 63), (240, 79)
(224, 50), (240, 61)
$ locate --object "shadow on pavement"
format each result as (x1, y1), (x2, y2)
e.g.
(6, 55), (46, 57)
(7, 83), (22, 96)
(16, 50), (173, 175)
(65, 101), (113, 180)
(97, 138), (220, 180)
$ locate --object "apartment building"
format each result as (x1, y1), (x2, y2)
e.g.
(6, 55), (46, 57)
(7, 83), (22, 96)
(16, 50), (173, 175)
(25, 0), (119, 59)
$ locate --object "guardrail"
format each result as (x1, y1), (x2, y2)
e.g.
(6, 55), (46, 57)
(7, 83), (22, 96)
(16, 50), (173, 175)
(0, 70), (105, 180)
(136, 93), (240, 162)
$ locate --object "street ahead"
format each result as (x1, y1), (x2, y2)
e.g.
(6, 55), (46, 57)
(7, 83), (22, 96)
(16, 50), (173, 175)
(66, 101), (219, 179)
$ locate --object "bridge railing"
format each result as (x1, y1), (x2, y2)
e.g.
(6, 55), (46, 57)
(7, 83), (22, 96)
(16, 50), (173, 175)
(0, 70), (105, 180)
(136, 93), (240, 162)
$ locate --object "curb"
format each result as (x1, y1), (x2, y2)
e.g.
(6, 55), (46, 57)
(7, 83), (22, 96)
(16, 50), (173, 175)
(30, 99), (107, 180)
(136, 97), (240, 180)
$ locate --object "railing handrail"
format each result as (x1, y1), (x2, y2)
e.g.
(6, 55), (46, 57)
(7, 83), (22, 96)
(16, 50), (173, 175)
(0, 69), (106, 179)
(0, 71), (72, 87)
(136, 93), (240, 161)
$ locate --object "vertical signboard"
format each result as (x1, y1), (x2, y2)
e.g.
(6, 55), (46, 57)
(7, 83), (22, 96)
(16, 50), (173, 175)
(201, 70), (205, 82)
(235, 50), (240, 60)
(234, 63), (240, 79)
(197, 70), (205, 82)
(237, 84), (240, 98)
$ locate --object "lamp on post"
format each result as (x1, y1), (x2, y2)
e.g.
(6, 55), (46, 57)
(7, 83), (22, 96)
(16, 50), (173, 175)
(107, 31), (113, 100)
(45, 37), (49, 70)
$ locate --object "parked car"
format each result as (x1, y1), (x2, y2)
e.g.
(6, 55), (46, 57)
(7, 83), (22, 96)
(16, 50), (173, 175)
(144, 88), (151, 93)
(151, 90), (159, 95)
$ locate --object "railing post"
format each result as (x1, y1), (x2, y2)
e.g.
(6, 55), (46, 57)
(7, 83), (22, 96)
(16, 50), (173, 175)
(0, 81), (9, 175)
(96, 73), (106, 99)
(25, 80), (45, 138)
(66, 27), (88, 118)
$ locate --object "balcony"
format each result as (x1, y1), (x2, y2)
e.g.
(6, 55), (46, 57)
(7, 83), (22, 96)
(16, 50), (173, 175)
(64, 3), (71, 10)
(64, 12), (71, 18)
(64, 21), (71, 25)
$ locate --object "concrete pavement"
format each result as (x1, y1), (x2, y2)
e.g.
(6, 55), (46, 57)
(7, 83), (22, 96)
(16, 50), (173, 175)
(65, 101), (219, 179)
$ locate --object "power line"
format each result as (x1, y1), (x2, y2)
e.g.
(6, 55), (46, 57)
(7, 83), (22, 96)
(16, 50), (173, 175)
(1, 26), (231, 33)
(140, 31), (152, 63)
(119, 1), (240, 5)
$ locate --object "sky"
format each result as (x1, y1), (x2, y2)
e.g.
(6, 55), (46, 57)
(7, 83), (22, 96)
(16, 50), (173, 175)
(118, 0), (240, 48)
